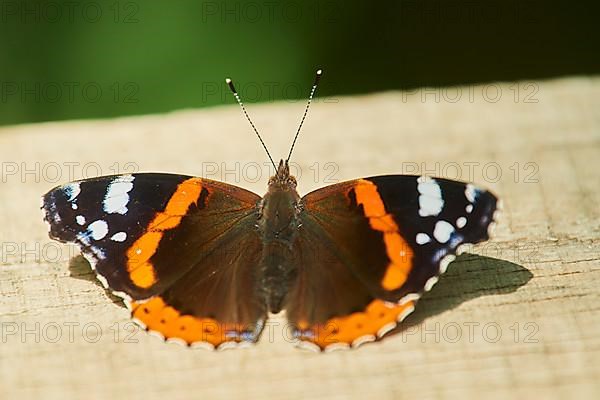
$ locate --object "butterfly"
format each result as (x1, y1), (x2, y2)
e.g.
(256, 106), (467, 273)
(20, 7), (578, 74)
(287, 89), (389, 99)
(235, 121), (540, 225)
(41, 70), (499, 351)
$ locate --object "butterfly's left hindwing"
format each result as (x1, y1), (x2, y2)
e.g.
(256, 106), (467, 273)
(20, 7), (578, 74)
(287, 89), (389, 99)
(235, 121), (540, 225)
(286, 175), (498, 350)
(42, 173), (267, 348)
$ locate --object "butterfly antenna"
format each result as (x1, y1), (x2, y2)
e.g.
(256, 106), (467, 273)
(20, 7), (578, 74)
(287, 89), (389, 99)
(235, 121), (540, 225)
(226, 77), (277, 170)
(286, 69), (322, 163)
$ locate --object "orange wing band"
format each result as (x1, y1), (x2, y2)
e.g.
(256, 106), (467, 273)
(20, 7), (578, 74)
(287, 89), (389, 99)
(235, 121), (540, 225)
(131, 297), (256, 347)
(297, 299), (416, 349)
(126, 178), (204, 289)
(354, 179), (414, 291)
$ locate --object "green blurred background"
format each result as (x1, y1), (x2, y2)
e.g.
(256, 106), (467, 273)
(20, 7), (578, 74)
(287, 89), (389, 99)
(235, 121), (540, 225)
(1, 0), (598, 126)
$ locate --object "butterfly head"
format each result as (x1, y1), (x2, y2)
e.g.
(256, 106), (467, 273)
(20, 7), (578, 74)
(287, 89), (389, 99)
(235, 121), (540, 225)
(268, 159), (297, 191)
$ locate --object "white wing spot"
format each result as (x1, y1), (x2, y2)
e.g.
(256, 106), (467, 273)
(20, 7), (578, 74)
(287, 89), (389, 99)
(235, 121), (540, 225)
(424, 276), (439, 291)
(466, 204), (473, 213)
(418, 178), (441, 197)
(398, 304), (415, 322)
(465, 184), (478, 203)
(103, 175), (135, 215)
(88, 220), (109, 241)
(376, 322), (397, 338)
(89, 246), (106, 260)
(399, 293), (420, 305)
(456, 217), (467, 228)
(76, 215), (86, 226)
(111, 232), (127, 242)
(433, 220), (455, 243)
(96, 274), (109, 288)
(416, 233), (431, 245)
(71, 203), (78, 210)
(440, 254), (456, 274)
(418, 177), (444, 217)
(64, 182), (81, 202)
(419, 196), (444, 217)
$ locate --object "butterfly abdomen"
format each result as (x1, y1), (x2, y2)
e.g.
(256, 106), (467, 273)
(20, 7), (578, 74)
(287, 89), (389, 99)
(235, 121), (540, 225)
(259, 241), (299, 313)
(257, 185), (302, 313)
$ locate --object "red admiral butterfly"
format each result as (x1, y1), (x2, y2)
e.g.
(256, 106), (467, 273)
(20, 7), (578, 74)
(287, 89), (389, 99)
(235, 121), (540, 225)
(42, 70), (499, 351)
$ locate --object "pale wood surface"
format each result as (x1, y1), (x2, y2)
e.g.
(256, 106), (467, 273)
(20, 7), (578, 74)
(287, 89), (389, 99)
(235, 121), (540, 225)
(0, 77), (599, 399)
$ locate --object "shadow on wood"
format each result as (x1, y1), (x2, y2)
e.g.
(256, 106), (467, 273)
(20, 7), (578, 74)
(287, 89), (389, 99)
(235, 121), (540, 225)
(68, 255), (126, 307)
(400, 253), (533, 330)
(69, 252), (533, 323)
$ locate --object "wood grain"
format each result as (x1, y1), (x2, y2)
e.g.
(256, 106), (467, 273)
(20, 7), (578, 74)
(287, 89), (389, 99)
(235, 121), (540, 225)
(0, 77), (599, 399)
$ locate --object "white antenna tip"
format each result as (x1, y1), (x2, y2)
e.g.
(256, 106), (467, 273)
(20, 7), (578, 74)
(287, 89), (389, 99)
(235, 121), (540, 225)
(316, 69), (322, 75)
(225, 78), (232, 84)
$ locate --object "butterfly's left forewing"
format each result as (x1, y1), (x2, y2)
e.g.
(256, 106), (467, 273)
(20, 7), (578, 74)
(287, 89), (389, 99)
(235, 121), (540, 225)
(285, 175), (498, 351)
(42, 173), (267, 348)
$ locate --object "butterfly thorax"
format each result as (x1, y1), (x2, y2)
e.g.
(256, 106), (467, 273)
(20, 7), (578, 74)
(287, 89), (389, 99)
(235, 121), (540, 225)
(257, 160), (302, 312)
(260, 160), (300, 240)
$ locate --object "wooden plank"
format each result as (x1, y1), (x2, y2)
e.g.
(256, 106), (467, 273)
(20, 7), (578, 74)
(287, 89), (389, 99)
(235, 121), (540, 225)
(0, 77), (599, 399)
